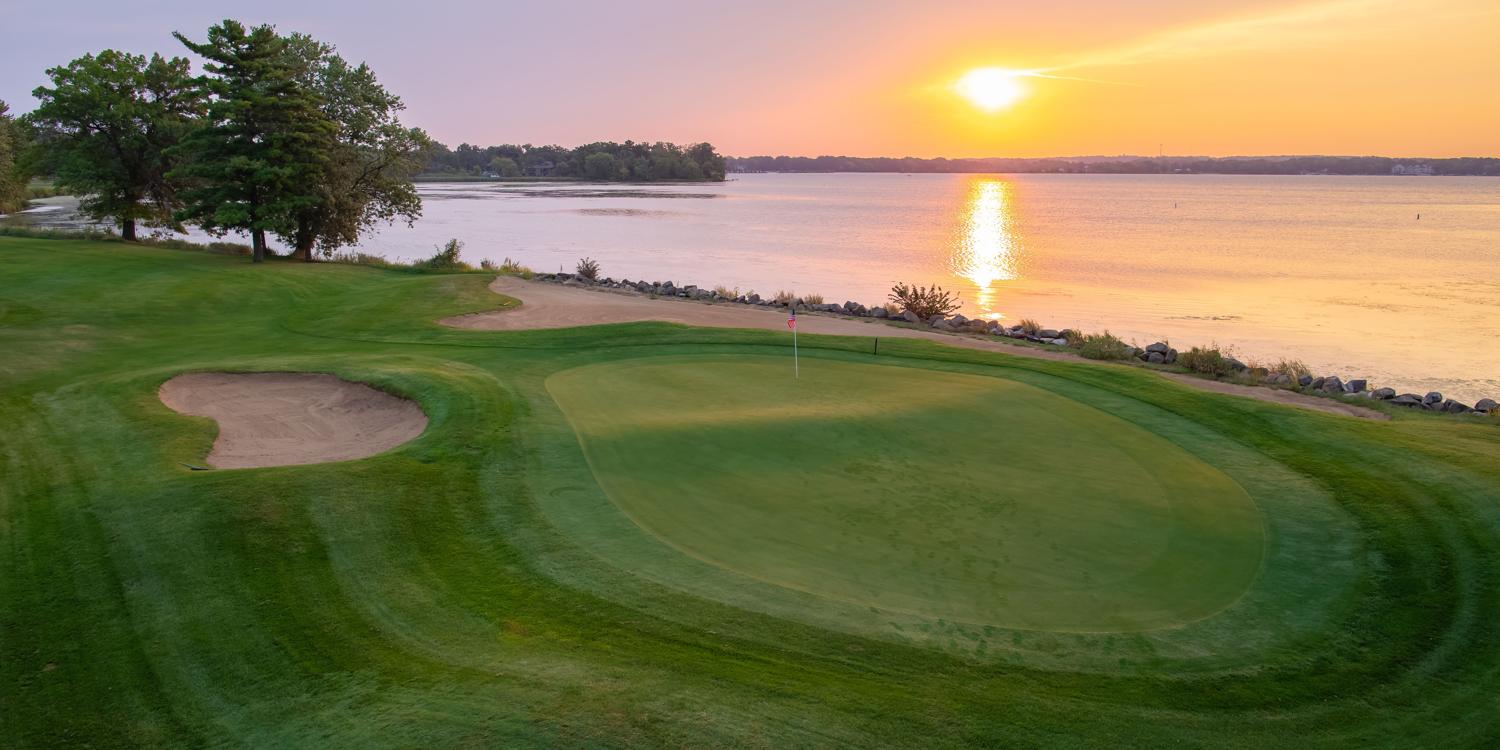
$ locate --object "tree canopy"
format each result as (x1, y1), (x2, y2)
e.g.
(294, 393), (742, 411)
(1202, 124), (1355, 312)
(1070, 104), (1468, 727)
(422, 140), (726, 182)
(0, 101), (25, 214)
(277, 33), (428, 260)
(171, 20), (335, 262)
(27, 51), (202, 239)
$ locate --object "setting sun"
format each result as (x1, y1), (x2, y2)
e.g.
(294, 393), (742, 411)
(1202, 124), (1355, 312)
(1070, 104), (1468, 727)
(954, 67), (1028, 112)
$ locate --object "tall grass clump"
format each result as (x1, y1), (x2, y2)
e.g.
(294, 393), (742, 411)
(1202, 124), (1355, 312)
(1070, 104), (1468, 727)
(482, 257), (533, 277)
(889, 283), (960, 319)
(712, 284), (740, 298)
(1078, 331), (1134, 360)
(803, 292), (825, 305)
(1268, 358), (1311, 378)
(575, 257), (601, 281)
(421, 239), (470, 271)
(1178, 344), (1237, 376)
(773, 290), (796, 305)
(1017, 318), (1042, 335)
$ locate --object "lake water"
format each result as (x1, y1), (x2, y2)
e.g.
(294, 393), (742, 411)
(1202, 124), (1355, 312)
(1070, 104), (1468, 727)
(9, 173), (1499, 402)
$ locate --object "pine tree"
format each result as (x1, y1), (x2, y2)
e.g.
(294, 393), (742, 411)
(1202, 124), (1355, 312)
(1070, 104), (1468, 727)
(172, 20), (334, 262)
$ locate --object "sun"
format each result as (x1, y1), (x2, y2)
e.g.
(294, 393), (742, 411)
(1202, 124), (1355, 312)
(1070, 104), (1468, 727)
(955, 68), (1028, 112)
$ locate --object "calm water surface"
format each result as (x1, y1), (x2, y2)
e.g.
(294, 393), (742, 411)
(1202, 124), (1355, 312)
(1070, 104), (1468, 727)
(11, 173), (1500, 401)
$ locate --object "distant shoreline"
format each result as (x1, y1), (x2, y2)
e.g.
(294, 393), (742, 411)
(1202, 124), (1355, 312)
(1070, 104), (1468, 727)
(726, 154), (1500, 177)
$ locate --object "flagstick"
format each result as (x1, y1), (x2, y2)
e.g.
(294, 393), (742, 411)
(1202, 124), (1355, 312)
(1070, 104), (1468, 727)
(793, 314), (799, 379)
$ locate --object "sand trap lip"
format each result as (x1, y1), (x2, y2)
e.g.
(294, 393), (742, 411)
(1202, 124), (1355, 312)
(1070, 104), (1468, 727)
(442, 276), (1387, 421)
(158, 372), (428, 469)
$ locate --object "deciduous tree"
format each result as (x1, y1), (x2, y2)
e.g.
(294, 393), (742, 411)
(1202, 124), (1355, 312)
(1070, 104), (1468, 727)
(27, 52), (202, 239)
(277, 33), (427, 260)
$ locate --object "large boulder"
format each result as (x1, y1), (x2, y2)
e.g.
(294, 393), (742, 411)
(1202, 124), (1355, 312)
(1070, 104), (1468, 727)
(949, 314), (969, 327)
(1442, 399), (1473, 414)
(1164, 347), (1178, 364)
(1037, 328), (1060, 339)
(1147, 352), (1167, 364)
(1145, 342), (1170, 354)
(1321, 376), (1344, 393)
(1423, 392), (1443, 405)
(1475, 398), (1499, 413)
(1345, 379), (1368, 393)
(870, 306), (889, 319)
(1227, 358), (1248, 372)
(1372, 387), (1396, 399)
(1297, 374), (1313, 386)
(1390, 394), (1424, 407)
(902, 310), (922, 324)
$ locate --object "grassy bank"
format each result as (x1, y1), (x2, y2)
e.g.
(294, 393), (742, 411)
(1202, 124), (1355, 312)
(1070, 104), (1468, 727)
(3, 236), (1500, 748)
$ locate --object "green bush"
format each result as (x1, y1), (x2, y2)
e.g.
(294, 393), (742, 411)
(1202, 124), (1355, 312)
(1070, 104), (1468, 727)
(1078, 331), (1133, 360)
(423, 239), (469, 270)
(1178, 345), (1236, 376)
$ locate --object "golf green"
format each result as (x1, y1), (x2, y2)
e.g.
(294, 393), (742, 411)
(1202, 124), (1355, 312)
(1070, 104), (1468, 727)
(548, 355), (1264, 632)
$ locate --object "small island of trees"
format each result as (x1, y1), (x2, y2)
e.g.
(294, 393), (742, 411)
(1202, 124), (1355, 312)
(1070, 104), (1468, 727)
(419, 140), (726, 182)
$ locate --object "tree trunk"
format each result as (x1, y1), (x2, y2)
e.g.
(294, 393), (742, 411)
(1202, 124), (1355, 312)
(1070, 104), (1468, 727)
(251, 229), (266, 264)
(121, 218), (136, 242)
(296, 219), (316, 262)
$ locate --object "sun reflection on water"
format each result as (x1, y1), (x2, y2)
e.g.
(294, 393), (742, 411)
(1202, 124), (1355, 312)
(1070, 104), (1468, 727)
(954, 180), (1020, 317)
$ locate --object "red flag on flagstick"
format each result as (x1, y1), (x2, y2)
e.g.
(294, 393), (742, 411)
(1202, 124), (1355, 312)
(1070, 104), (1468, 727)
(787, 309), (796, 329)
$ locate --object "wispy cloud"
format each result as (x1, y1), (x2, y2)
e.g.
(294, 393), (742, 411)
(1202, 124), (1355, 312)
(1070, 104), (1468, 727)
(1043, 0), (1409, 74)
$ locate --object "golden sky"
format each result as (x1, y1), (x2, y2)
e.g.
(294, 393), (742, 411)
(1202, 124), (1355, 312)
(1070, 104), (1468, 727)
(703, 0), (1500, 157)
(6, 0), (1498, 156)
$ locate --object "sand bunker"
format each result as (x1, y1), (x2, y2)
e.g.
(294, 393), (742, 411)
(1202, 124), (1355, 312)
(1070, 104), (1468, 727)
(444, 277), (1387, 421)
(159, 372), (428, 468)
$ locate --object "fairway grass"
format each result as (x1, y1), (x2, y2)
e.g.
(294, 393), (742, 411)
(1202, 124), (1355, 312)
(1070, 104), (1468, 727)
(548, 356), (1264, 632)
(5, 237), (1500, 748)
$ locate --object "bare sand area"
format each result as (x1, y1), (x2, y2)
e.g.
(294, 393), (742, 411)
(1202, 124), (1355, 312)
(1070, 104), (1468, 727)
(445, 276), (1386, 421)
(159, 372), (428, 468)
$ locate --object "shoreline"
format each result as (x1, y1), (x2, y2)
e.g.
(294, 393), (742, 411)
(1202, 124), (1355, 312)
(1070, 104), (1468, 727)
(447, 274), (1472, 422)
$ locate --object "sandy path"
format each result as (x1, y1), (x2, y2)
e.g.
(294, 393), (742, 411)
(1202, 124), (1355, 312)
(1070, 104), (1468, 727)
(443, 277), (1386, 421)
(159, 373), (428, 468)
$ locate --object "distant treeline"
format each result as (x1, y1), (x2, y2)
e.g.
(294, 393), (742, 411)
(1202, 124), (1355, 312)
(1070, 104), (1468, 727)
(423, 141), (726, 182)
(726, 155), (1500, 176)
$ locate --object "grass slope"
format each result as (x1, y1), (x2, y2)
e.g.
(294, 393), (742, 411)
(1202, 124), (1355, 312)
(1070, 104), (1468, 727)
(2, 237), (1500, 748)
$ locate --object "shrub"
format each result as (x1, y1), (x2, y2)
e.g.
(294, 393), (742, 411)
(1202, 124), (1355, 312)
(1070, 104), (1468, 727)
(1016, 318), (1041, 335)
(1268, 358), (1311, 378)
(883, 302), (903, 316)
(422, 239), (469, 270)
(1178, 344), (1236, 376)
(712, 284), (739, 298)
(575, 256), (601, 281)
(888, 283), (961, 319)
(773, 290), (796, 304)
(1078, 331), (1133, 360)
(803, 292), (824, 305)
(1059, 328), (1084, 346)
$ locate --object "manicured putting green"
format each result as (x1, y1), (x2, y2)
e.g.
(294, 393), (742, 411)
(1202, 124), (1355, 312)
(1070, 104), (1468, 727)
(548, 356), (1265, 632)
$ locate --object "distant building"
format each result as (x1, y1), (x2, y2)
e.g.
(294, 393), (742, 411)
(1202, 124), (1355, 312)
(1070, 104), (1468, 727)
(1392, 163), (1435, 176)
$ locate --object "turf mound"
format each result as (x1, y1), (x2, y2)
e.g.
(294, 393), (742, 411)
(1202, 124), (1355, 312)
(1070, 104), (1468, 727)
(548, 356), (1264, 632)
(159, 372), (427, 468)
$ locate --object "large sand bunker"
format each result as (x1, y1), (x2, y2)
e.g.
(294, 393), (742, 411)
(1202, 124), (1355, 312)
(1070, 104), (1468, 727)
(159, 372), (428, 468)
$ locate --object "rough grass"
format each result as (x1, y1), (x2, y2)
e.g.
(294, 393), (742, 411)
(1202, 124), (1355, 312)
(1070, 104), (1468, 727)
(1078, 331), (1134, 360)
(3, 237), (1500, 748)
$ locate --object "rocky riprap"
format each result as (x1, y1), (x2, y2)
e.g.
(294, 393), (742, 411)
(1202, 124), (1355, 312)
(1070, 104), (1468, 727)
(531, 272), (1499, 419)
